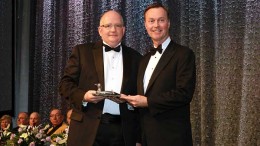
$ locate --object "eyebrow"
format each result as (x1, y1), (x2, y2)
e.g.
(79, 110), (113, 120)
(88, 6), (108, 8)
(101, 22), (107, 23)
(147, 16), (166, 19)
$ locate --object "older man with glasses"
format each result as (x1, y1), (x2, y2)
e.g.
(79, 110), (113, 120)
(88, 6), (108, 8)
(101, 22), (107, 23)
(59, 9), (142, 146)
(46, 108), (68, 136)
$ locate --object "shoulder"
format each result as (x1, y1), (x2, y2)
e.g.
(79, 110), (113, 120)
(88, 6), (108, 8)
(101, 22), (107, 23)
(122, 44), (142, 57)
(71, 41), (102, 54)
(61, 122), (68, 128)
(73, 42), (97, 50)
(56, 123), (68, 131)
(171, 42), (194, 55)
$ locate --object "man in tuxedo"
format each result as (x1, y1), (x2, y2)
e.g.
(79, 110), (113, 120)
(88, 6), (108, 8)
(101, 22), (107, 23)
(59, 10), (141, 146)
(121, 3), (196, 146)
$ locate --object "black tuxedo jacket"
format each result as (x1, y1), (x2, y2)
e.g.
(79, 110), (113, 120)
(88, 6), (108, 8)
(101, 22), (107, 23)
(138, 41), (196, 146)
(59, 41), (141, 146)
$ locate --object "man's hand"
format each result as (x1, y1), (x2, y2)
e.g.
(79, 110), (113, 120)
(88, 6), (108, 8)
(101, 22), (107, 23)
(83, 90), (105, 103)
(120, 94), (148, 107)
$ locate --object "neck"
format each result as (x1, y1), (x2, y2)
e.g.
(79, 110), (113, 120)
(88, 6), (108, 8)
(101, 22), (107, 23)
(153, 36), (169, 47)
(53, 122), (62, 127)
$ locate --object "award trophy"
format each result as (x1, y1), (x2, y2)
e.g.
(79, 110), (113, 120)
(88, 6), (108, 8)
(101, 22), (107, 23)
(93, 83), (125, 104)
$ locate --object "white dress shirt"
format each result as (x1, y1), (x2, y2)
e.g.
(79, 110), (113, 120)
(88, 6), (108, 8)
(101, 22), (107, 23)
(143, 37), (171, 93)
(102, 42), (123, 115)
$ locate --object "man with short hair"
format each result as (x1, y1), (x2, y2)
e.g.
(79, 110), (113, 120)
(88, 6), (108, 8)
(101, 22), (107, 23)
(12, 112), (29, 132)
(46, 109), (68, 136)
(17, 112), (29, 126)
(121, 3), (196, 146)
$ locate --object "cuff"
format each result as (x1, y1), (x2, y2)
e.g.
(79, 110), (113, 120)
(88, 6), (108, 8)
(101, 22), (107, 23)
(82, 101), (88, 107)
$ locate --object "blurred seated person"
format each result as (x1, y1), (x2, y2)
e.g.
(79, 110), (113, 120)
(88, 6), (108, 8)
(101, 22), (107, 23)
(0, 115), (12, 132)
(46, 108), (68, 136)
(66, 109), (72, 125)
(29, 112), (41, 127)
(12, 112), (29, 132)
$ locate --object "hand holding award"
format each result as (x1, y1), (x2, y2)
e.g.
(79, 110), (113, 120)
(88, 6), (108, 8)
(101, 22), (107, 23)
(93, 83), (125, 104)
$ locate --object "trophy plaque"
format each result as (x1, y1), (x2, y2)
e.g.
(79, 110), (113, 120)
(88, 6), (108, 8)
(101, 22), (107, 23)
(93, 83), (125, 104)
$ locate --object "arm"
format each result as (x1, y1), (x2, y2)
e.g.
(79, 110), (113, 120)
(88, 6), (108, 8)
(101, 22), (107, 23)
(59, 45), (85, 109)
(59, 45), (104, 109)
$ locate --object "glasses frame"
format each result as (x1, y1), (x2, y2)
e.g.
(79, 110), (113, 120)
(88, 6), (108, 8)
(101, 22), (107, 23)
(99, 24), (124, 29)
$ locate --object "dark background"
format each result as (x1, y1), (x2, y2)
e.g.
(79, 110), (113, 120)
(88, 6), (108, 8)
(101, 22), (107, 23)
(0, 0), (14, 117)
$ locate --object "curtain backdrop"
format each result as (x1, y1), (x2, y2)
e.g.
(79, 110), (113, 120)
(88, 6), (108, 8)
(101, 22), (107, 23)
(30, 0), (259, 145)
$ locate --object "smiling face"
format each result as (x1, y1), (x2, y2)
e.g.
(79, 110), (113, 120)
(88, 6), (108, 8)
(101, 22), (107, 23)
(1, 119), (9, 129)
(98, 10), (125, 48)
(1, 116), (11, 130)
(144, 7), (170, 46)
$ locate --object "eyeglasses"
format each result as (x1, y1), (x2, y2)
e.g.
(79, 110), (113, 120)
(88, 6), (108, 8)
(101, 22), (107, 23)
(100, 24), (124, 29)
(50, 114), (61, 118)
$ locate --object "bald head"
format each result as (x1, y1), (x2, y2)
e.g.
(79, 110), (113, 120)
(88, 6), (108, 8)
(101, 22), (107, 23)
(98, 10), (125, 48)
(99, 10), (124, 26)
(29, 112), (41, 126)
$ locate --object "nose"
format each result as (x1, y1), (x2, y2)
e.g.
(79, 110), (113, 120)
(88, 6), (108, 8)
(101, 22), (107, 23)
(154, 20), (160, 27)
(110, 25), (116, 31)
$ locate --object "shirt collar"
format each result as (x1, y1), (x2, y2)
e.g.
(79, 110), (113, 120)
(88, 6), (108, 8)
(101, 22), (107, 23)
(161, 37), (171, 51)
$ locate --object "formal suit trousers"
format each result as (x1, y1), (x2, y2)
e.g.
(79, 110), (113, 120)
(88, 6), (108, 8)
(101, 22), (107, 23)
(93, 114), (125, 146)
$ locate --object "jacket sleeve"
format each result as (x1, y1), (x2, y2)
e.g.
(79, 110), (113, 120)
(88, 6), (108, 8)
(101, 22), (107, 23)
(59, 45), (86, 110)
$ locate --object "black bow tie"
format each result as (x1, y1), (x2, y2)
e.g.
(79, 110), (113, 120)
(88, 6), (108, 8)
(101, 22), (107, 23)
(150, 45), (163, 55)
(104, 44), (121, 52)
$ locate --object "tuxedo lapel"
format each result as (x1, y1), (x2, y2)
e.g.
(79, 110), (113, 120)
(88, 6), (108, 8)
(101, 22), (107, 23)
(92, 41), (105, 90)
(138, 55), (150, 95)
(146, 41), (176, 93)
(121, 45), (130, 92)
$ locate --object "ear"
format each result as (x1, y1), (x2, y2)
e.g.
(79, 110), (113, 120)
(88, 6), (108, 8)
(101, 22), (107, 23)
(98, 27), (102, 36)
(144, 21), (148, 30)
(122, 26), (126, 35)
